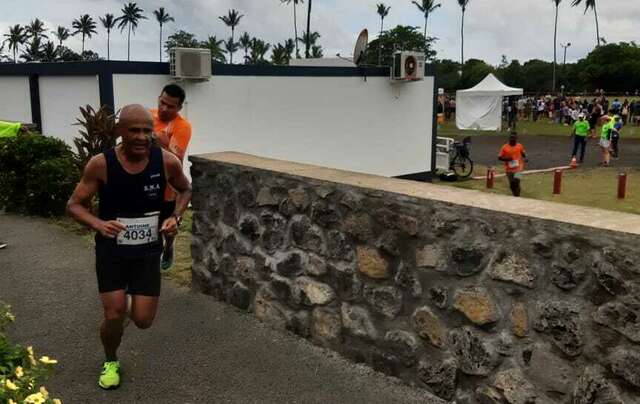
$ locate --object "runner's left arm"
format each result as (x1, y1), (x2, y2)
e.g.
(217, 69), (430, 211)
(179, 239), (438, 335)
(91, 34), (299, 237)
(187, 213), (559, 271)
(160, 152), (192, 235)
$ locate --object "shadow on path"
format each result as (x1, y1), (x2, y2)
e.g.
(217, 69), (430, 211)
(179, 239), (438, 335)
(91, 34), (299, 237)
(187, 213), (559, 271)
(0, 214), (443, 404)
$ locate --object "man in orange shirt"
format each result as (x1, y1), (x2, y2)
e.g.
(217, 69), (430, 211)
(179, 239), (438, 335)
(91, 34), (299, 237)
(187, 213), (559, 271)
(150, 84), (192, 270)
(498, 133), (527, 197)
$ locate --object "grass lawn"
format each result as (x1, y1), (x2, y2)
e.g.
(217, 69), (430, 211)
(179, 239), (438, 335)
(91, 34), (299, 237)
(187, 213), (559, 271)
(445, 166), (640, 216)
(437, 119), (640, 139)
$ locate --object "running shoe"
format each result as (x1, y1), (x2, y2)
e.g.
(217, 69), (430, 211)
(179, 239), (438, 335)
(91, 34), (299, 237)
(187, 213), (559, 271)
(161, 246), (173, 272)
(98, 361), (120, 390)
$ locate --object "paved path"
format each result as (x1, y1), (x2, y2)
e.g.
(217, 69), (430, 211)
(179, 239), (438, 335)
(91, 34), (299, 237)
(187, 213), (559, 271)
(0, 214), (443, 404)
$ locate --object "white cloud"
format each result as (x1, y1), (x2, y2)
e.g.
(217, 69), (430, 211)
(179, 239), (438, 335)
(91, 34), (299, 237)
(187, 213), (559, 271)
(0, 0), (637, 65)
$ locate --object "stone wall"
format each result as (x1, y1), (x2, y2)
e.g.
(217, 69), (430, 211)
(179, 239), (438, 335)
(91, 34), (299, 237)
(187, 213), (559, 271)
(189, 152), (640, 403)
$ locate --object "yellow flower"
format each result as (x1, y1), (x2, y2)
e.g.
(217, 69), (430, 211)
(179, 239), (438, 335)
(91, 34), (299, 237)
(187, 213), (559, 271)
(40, 386), (49, 398)
(24, 392), (46, 404)
(5, 379), (18, 390)
(27, 346), (36, 365)
(39, 356), (58, 365)
(52, 399), (62, 404)
(9, 399), (17, 404)
(15, 366), (24, 378)
(6, 312), (15, 321)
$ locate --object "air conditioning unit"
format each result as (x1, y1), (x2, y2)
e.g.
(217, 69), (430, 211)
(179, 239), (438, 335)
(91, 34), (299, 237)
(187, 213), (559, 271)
(391, 51), (426, 82)
(169, 48), (212, 81)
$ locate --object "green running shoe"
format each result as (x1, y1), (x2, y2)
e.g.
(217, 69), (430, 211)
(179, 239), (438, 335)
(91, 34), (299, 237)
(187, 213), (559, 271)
(98, 361), (120, 390)
(161, 246), (173, 272)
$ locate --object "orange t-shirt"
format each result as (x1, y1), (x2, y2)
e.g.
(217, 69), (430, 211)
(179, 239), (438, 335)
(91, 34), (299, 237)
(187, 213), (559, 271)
(150, 109), (192, 200)
(499, 143), (525, 173)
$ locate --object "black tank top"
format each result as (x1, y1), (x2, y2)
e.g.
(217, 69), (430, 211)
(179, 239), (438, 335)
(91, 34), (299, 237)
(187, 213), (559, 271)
(96, 146), (166, 256)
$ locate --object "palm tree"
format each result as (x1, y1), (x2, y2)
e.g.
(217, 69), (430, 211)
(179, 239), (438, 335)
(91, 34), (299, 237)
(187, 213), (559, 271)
(457, 0), (470, 69)
(224, 38), (239, 63)
(201, 36), (226, 63)
(298, 31), (320, 52)
(239, 32), (251, 64)
(219, 9), (243, 64)
(26, 18), (48, 42)
(41, 41), (58, 62)
(20, 37), (42, 62)
(249, 38), (270, 64)
(311, 45), (322, 58)
(271, 42), (289, 65)
(4, 25), (27, 62)
(72, 14), (98, 54)
(54, 26), (70, 48)
(99, 14), (117, 60)
(572, 0), (599, 47)
(118, 2), (147, 61)
(376, 4), (390, 66)
(412, 0), (441, 39)
(304, 0), (312, 58)
(280, 0), (303, 58)
(153, 7), (174, 62)
(552, 0), (562, 93)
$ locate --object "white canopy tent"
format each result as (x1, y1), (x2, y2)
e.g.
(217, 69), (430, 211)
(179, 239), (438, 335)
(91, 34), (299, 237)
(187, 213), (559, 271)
(456, 74), (523, 131)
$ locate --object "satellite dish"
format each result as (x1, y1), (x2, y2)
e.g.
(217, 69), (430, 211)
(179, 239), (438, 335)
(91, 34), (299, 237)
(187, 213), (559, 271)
(353, 29), (368, 65)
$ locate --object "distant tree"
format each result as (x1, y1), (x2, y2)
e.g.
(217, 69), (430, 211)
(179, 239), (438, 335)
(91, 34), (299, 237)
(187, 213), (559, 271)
(311, 44), (323, 58)
(72, 14), (97, 54)
(54, 26), (70, 48)
(4, 25), (27, 62)
(571, 0), (599, 48)
(40, 41), (58, 62)
(376, 3), (390, 66)
(365, 25), (436, 66)
(248, 38), (270, 64)
(153, 7), (174, 62)
(26, 18), (48, 42)
(457, 0), (470, 68)
(239, 32), (252, 64)
(280, 0), (303, 58)
(100, 14), (118, 60)
(552, 0), (562, 92)
(118, 2), (147, 61)
(271, 42), (290, 65)
(219, 9), (243, 64)
(80, 50), (102, 61)
(412, 0), (441, 39)
(20, 37), (42, 62)
(433, 59), (462, 89)
(164, 30), (199, 56)
(224, 37), (239, 62)
(298, 31), (320, 51)
(460, 58), (494, 88)
(57, 46), (83, 62)
(201, 36), (226, 63)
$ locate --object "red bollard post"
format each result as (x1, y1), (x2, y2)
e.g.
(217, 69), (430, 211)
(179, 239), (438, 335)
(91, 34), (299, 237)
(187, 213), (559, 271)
(486, 167), (495, 189)
(553, 169), (563, 195)
(618, 172), (627, 199)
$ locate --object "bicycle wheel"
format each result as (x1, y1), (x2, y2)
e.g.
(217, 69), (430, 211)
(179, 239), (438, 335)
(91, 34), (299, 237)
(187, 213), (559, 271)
(452, 157), (474, 178)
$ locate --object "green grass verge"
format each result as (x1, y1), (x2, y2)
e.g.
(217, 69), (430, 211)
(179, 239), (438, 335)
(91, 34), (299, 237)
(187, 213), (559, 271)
(446, 166), (640, 216)
(437, 120), (640, 139)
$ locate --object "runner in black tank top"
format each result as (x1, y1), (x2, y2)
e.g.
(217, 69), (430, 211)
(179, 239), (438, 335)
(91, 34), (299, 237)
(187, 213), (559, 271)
(66, 105), (192, 390)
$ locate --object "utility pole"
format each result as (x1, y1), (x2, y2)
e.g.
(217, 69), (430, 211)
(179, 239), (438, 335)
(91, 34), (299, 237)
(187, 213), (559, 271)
(561, 42), (571, 65)
(305, 0), (312, 58)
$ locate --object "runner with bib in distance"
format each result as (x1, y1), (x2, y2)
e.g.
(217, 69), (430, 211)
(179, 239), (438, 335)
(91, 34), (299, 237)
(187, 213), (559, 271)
(66, 104), (192, 390)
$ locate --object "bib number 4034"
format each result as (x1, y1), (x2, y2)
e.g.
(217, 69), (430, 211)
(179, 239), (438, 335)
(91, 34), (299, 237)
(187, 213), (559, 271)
(116, 215), (159, 246)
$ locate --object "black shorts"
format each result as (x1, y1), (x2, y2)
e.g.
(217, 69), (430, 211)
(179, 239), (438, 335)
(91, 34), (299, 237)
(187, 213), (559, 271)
(96, 251), (162, 296)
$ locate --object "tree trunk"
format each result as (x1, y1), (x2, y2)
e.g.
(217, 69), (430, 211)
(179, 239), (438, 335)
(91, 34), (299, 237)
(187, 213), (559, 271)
(13, 48), (16, 63)
(231, 27), (235, 64)
(107, 31), (110, 61)
(553, 5), (558, 93)
(305, 0), (312, 58)
(424, 14), (428, 39)
(82, 33), (85, 54)
(594, 5), (600, 47)
(159, 24), (163, 62)
(293, 3), (299, 58)
(378, 17), (383, 66)
(127, 24), (131, 61)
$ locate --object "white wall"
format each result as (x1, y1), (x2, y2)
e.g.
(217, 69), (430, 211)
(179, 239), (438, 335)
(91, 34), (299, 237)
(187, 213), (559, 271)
(0, 77), (32, 123)
(39, 76), (100, 145)
(113, 74), (434, 177)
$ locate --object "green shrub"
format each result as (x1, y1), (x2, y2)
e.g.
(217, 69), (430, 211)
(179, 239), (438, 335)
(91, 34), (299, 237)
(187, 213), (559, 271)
(73, 105), (117, 171)
(0, 134), (79, 217)
(0, 303), (61, 404)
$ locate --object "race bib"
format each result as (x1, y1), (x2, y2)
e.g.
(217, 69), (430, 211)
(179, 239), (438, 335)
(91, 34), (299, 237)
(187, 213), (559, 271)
(116, 215), (159, 246)
(508, 160), (520, 169)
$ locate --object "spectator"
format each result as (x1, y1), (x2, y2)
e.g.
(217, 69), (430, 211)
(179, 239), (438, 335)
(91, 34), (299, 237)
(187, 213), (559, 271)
(571, 113), (590, 163)
(599, 113), (614, 167)
(611, 115), (623, 159)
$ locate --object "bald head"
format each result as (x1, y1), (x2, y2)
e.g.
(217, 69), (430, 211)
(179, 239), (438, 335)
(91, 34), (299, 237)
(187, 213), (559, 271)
(117, 104), (154, 160)
(118, 104), (153, 128)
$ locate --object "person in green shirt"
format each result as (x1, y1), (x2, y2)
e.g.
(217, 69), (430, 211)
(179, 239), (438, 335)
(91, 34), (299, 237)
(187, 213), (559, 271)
(571, 113), (590, 163)
(599, 113), (614, 167)
(0, 120), (33, 138)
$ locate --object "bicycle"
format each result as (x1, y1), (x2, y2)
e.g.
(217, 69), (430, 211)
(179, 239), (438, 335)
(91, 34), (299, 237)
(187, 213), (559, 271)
(449, 137), (474, 178)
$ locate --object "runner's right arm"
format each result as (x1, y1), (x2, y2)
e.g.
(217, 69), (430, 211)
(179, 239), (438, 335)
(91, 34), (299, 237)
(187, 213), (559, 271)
(66, 155), (126, 238)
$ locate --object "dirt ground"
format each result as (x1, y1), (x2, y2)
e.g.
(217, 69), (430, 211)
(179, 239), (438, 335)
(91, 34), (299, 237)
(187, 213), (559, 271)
(454, 134), (640, 170)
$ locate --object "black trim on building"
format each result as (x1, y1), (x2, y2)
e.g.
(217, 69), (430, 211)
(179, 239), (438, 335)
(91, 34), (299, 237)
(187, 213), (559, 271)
(98, 73), (115, 114)
(28, 75), (41, 132)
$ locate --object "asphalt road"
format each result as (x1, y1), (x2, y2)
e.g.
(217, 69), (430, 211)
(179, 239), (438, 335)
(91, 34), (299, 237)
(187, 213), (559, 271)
(455, 134), (640, 170)
(0, 214), (444, 404)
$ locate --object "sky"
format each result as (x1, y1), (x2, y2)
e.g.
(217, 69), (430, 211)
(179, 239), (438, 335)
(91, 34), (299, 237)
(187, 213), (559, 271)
(1, 0), (638, 65)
